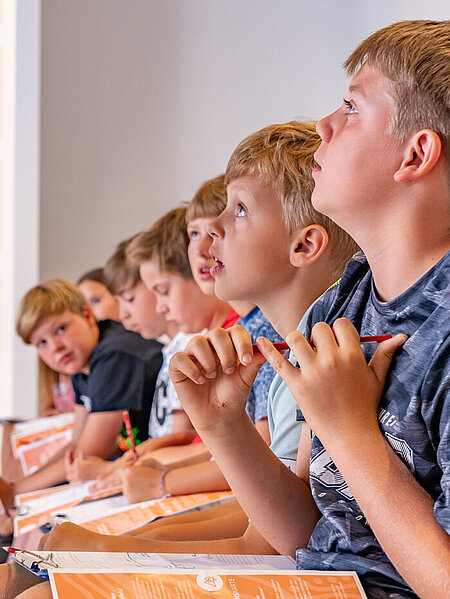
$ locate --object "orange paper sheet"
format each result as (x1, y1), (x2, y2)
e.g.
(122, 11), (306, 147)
(50, 570), (367, 599)
(80, 491), (234, 535)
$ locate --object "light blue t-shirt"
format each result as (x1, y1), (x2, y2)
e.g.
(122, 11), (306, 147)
(267, 304), (314, 470)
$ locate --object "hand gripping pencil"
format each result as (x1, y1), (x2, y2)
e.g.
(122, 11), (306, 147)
(122, 410), (138, 462)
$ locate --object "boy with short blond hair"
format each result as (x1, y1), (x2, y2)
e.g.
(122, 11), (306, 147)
(36, 121), (357, 554)
(168, 19), (450, 599)
(0, 279), (162, 504)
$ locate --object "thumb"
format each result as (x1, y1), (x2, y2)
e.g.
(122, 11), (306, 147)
(369, 334), (408, 384)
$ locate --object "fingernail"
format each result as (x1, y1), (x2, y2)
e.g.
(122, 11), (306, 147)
(205, 371), (217, 379)
(197, 376), (206, 384)
(224, 366), (235, 375)
(241, 353), (252, 365)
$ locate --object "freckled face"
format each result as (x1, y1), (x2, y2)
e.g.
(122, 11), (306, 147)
(78, 280), (120, 322)
(207, 176), (293, 304)
(30, 309), (98, 375)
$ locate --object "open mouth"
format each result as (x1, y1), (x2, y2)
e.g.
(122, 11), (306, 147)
(198, 266), (213, 280)
(210, 256), (224, 277)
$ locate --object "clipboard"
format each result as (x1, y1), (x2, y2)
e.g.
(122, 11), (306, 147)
(6, 547), (59, 578)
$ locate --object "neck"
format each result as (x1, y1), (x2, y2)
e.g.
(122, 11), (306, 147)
(229, 301), (256, 318)
(257, 269), (336, 339)
(349, 188), (450, 301)
(200, 296), (232, 330)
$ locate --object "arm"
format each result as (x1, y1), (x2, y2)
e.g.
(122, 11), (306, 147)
(120, 459), (231, 504)
(38, 520), (277, 555)
(259, 318), (449, 599)
(11, 410), (123, 494)
(168, 326), (320, 555)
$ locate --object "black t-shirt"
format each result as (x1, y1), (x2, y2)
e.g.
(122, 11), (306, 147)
(72, 320), (163, 443)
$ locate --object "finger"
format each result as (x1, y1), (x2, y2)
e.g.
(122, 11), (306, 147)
(227, 325), (256, 366)
(331, 318), (360, 346)
(369, 334), (408, 384)
(75, 450), (85, 463)
(309, 321), (339, 352)
(169, 350), (208, 385)
(256, 336), (303, 387)
(205, 327), (239, 374)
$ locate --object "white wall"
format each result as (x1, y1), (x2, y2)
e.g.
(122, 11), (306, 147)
(39, 0), (449, 284)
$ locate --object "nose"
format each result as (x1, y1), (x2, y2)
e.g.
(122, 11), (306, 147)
(207, 215), (223, 239)
(119, 302), (130, 322)
(197, 233), (212, 257)
(155, 297), (168, 315)
(48, 335), (64, 353)
(316, 112), (334, 144)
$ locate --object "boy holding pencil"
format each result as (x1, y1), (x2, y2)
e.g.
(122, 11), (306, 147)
(168, 19), (450, 599)
(35, 120), (357, 554)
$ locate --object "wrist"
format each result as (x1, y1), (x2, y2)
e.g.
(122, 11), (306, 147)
(159, 468), (172, 498)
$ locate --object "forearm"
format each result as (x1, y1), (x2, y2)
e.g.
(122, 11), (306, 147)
(329, 430), (450, 599)
(163, 460), (230, 496)
(147, 443), (211, 469)
(13, 457), (66, 495)
(120, 498), (241, 538)
(137, 431), (196, 456)
(197, 415), (318, 556)
(142, 507), (249, 541)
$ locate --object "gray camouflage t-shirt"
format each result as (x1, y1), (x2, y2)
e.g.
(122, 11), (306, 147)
(296, 251), (450, 599)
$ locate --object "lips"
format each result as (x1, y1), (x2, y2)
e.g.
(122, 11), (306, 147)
(59, 352), (73, 365)
(197, 265), (214, 281)
(209, 248), (224, 276)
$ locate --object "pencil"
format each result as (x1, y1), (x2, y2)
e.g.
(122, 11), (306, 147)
(252, 335), (392, 353)
(122, 410), (138, 462)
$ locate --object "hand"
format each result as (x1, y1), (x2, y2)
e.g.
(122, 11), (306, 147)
(169, 326), (265, 435)
(38, 522), (105, 551)
(93, 467), (123, 491)
(64, 449), (112, 483)
(120, 465), (162, 504)
(257, 318), (407, 447)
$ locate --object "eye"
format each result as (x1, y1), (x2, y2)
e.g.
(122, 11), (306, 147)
(90, 296), (101, 305)
(343, 98), (358, 115)
(188, 229), (200, 241)
(36, 339), (46, 348)
(56, 324), (67, 335)
(235, 204), (247, 217)
(124, 295), (135, 304)
(154, 287), (168, 297)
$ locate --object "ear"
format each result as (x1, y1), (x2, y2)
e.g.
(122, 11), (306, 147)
(394, 129), (442, 183)
(289, 225), (329, 268)
(82, 304), (96, 326)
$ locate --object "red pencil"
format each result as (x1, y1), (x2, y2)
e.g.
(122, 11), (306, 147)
(252, 335), (392, 353)
(122, 410), (138, 462)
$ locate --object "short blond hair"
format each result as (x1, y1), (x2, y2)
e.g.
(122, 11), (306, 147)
(186, 175), (227, 223)
(16, 279), (86, 344)
(345, 20), (450, 163)
(127, 207), (192, 278)
(225, 121), (359, 280)
(104, 237), (140, 295)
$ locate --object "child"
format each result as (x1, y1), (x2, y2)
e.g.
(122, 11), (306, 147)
(35, 121), (357, 554)
(117, 175), (282, 509)
(168, 20), (450, 599)
(0, 279), (163, 506)
(77, 267), (120, 322)
(103, 238), (171, 341)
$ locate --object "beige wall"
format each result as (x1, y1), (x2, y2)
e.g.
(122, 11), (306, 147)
(39, 0), (448, 285)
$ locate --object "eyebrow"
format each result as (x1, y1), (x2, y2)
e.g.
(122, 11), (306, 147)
(348, 84), (366, 97)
